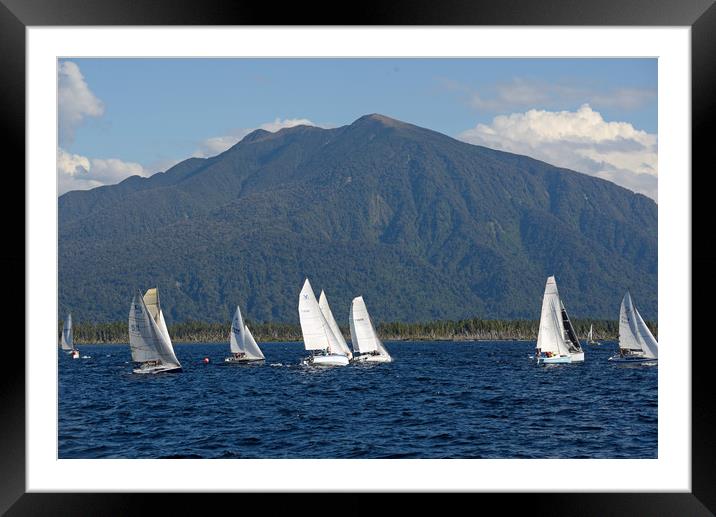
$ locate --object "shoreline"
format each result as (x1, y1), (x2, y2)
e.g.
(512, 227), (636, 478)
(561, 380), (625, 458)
(63, 318), (655, 345)
(71, 338), (546, 345)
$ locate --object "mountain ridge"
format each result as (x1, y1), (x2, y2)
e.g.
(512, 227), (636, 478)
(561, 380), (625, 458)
(58, 113), (657, 324)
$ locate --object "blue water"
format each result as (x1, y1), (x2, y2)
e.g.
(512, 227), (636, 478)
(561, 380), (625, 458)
(58, 341), (657, 459)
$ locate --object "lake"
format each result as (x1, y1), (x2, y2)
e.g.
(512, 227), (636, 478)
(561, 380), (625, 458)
(58, 341), (657, 458)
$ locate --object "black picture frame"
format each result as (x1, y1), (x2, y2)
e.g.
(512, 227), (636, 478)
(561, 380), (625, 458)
(4, 0), (713, 514)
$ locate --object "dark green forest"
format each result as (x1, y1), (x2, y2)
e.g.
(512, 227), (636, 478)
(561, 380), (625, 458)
(62, 318), (657, 344)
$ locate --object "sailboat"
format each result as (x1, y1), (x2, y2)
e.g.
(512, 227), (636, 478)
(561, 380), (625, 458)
(609, 292), (658, 364)
(587, 324), (600, 345)
(318, 290), (353, 361)
(224, 305), (265, 363)
(128, 287), (182, 374)
(534, 276), (585, 364)
(59, 312), (79, 359)
(298, 279), (350, 366)
(349, 296), (392, 363)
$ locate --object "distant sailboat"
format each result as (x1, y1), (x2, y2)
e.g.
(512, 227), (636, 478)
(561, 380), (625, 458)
(319, 290), (353, 361)
(349, 296), (392, 363)
(534, 276), (585, 364)
(609, 292), (658, 364)
(587, 324), (600, 345)
(128, 287), (182, 374)
(298, 279), (350, 366)
(224, 305), (265, 363)
(59, 312), (79, 359)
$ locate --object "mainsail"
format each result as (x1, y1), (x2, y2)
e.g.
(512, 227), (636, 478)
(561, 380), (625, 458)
(349, 296), (391, 358)
(229, 305), (264, 359)
(536, 276), (572, 356)
(298, 279), (344, 354)
(60, 312), (74, 351)
(319, 290), (353, 359)
(619, 292), (658, 359)
(128, 288), (181, 367)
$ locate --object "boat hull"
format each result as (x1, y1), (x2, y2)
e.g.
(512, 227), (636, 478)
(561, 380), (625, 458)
(537, 355), (573, 364)
(71, 350), (80, 359)
(608, 354), (657, 365)
(570, 351), (585, 362)
(224, 356), (264, 364)
(132, 364), (183, 374)
(306, 354), (350, 366)
(536, 349), (584, 364)
(353, 353), (392, 363)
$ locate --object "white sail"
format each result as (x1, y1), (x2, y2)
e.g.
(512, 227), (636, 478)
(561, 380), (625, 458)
(243, 324), (265, 360)
(143, 287), (174, 349)
(588, 324), (593, 342)
(60, 312), (74, 350)
(619, 292), (658, 359)
(319, 290), (353, 359)
(128, 289), (181, 367)
(298, 279), (344, 354)
(229, 305), (246, 354)
(536, 276), (571, 356)
(349, 296), (391, 361)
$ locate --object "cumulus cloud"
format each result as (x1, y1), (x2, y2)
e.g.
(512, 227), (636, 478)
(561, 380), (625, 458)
(193, 117), (320, 158)
(440, 77), (656, 114)
(58, 61), (104, 145)
(58, 148), (147, 195)
(458, 104), (658, 200)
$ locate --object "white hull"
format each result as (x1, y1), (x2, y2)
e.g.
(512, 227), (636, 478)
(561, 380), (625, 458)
(224, 356), (264, 364)
(132, 364), (182, 374)
(353, 353), (392, 363)
(306, 354), (350, 366)
(536, 350), (584, 364)
(537, 355), (572, 364)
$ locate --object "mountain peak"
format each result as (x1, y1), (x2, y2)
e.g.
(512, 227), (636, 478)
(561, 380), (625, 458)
(353, 113), (408, 128)
(241, 128), (272, 143)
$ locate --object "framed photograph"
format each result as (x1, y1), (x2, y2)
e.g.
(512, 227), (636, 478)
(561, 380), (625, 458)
(7, 0), (713, 513)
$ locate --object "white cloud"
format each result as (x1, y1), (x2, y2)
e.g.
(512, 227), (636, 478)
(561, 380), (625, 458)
(458, 104), (658, 200)
(58, 148), (147, 195)
(193, 117), (320, 158)
(258, 117), (316, 133)
(58, 61), (105, 145)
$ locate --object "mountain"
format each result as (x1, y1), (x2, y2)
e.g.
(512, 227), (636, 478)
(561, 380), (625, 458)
(58, 114), (657, 324)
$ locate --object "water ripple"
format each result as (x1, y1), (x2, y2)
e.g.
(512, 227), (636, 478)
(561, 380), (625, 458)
(59, 341), (657, 459)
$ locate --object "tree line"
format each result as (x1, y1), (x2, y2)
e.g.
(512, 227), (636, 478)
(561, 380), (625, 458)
(61, 318), (657, 344)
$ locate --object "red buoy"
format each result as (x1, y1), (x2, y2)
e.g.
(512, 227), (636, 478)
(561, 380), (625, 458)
(203, 357), (210, 364)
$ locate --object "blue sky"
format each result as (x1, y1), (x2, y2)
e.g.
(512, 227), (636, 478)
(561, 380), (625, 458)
(58, 58), (658, 199)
